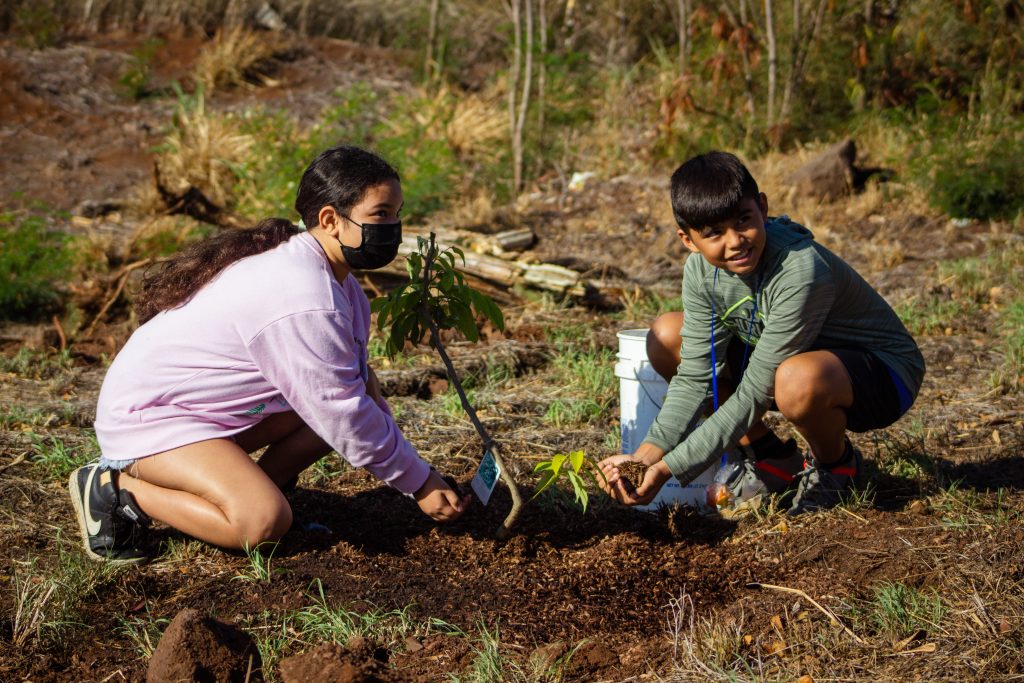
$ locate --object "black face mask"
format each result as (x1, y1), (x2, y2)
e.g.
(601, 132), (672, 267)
(339, 218), (403, 270)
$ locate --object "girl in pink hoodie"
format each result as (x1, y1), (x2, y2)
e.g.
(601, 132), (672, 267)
(69, 145), (469, 562)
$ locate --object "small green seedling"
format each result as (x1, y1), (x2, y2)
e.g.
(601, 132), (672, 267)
(532, 450), (607, 513)
(373, 233), (523, 538)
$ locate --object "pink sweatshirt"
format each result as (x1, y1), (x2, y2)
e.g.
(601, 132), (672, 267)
(94, 232), (431, 495)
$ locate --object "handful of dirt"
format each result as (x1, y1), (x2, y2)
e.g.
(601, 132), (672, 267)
(614, 461), (648, 492)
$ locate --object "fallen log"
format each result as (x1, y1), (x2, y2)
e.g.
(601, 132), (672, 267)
(382, 230), (589, 298)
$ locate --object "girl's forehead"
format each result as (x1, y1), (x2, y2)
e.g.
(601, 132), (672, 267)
(357, 180), (403, 206)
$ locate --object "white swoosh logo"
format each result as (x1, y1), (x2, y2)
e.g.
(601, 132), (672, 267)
(83, 468), (103, 536)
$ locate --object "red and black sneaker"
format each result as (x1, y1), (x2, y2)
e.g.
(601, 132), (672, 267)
(68, 463), (152, 563)
(716, 436), (804, 510)
(787, 439), (863, 516)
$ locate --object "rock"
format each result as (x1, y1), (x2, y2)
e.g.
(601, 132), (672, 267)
(786, 139), (857, 201)
(146, 608), (260, 683)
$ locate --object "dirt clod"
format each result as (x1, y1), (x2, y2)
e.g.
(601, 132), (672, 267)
(146, 608), (260, 683)
(279, 640), (415, 683)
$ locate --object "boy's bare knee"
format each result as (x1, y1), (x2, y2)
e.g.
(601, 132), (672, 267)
(774, 359), (822, 420)
(647, 313), (684, 380)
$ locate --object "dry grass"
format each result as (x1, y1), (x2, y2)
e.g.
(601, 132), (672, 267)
(155, 91), (252, 208)
(194, 28), (283, 93)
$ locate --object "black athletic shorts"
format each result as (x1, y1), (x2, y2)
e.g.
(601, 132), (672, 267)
(726, 340), (913, 432)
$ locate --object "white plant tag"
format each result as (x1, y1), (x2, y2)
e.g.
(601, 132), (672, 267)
(470, 448), (501, 506)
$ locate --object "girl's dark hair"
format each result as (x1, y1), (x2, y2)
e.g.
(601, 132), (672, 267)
(669, 151), (760, 232)
(136, 145), (400, 324)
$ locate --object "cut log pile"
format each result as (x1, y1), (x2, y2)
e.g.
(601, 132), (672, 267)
(383, 227), (588, 297)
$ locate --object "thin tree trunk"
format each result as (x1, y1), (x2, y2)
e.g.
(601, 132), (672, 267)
(514, 0), (534, 195)
(426, 0), (442, 81)
(781, 0), (827, 121)
(780, 0), (800, 121)
(508, 0), (523, 196)
(299, 0), (312, 36)
(537, 0), (547, 142)
(764, 0), (777, 132)
(419, 234), (523, 539)
(677, 0), (691, 72)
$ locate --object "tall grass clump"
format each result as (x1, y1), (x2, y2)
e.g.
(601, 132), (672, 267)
(195, 28), (282, 93)
(154, 85), (253, 210)
(0, 211), (75, 321)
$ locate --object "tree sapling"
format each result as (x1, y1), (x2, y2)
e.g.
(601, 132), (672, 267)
(372, 233), (523, 538)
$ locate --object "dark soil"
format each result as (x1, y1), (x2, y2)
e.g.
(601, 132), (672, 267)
(1, 28), (1023, 683)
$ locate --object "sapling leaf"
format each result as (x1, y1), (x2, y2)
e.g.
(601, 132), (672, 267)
(569, 450), (585, 474)
(440, 269), (454, 293)
(565, 470), (589, 512)
(450, 299), (479, 342)
(531, 469), (561, 499)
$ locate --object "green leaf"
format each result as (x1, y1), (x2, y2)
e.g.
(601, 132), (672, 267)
(451, 246), (466, 265)
(569, 450), (585, 474)
(439, 269), (455, 294)
(566, 470), (590, 513)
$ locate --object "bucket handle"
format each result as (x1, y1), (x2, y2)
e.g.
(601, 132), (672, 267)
(634, 366), (664, 410)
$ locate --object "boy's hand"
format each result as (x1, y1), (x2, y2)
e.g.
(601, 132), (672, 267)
(597, 455), (672, 506)
(415, 469), (471, 522)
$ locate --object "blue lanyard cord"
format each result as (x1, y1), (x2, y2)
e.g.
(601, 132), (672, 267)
(709, 268), (761, 466)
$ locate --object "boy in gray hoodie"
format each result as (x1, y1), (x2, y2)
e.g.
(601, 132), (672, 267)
(600, 151), (924, 515)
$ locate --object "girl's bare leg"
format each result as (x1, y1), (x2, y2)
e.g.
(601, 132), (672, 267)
(116, 411), (331, 549)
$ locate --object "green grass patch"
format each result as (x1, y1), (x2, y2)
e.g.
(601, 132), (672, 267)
(115, 611), (171, 659)
(29, 433), (96, 479)
(543, 346), (616, 427)
(234, 542), (282, 584)
(0, 212), (76, 321)
(930, 484), (1020, 530)
(9, 540), (123, 648)
(292, 579), (416, 648)
(853, 582), (947, 640)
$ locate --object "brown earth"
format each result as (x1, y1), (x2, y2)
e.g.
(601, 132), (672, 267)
(1, 29), (1023, 683)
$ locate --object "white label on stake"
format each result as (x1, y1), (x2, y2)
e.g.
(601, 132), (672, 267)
(470, 449), (501, 506)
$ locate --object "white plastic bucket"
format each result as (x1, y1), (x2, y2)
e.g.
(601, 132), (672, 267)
(615, 328), (716, 511)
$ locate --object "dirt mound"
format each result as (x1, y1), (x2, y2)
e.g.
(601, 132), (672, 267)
(279, 636), (418, 683)
(146, 608), (260, 683)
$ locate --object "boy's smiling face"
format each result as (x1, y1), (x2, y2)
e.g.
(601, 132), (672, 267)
(677, 193), (768, 275)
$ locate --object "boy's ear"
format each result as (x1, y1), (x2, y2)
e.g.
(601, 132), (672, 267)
(758, 192), (769, 218)
(677, 228), (702, 254)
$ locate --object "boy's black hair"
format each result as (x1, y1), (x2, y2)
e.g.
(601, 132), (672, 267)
(670, 151), (760, 231)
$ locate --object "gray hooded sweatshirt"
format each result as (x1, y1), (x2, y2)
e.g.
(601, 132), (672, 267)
(645, 217), (925, 483)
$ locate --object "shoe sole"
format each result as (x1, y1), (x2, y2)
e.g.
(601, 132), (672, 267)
(68, 468), (147, 564)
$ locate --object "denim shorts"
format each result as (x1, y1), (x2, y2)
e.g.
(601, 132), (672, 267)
(98, 456), (139, 471)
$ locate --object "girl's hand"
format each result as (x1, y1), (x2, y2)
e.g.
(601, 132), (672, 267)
(414, 469), (471, 522)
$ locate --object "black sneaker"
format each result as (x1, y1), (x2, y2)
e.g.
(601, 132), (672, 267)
(68, 463), (152, 563)
(787, 440), (863, 516)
